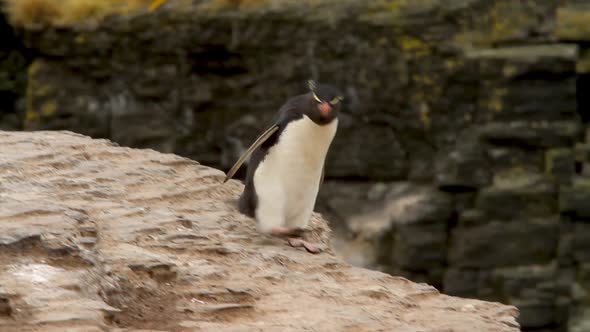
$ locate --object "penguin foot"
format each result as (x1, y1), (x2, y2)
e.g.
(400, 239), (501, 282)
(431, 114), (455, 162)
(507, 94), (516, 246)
(288, 238), (321, 254)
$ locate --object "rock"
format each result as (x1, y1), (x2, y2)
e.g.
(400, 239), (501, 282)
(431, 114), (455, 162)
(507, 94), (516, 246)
(449, 218), (559, 268)
(384, 183), (454, 226)
(434, 132), (492, 191)
(569, 263), (590, 332)
(574, 142), (590, 165)
(465, 44), (578, 76)
(342, 183), (453, 285)
(478, 120), (582, 148)
(487, 263), (557, 304)
(0, 15), (29, 131)
(315, 181), (383, 236)
(0, 292), (11, 317)
(512, 301), (556, 329)
(444, 268), (480, 298)
(453, 191), (477, 212)
(346, 183), (453, 237)
(557, 220), (576, 266)
(315, 181), (399, 269)
(545, 148), (575, 185)
(0, 130), (520, 332)
(393, 223), (447, 271)
(560, 176), (590, 219)
(573, 223), (590, 263)
(457, 209), (486, 226)
(467, 45), (578, 122)
(16, 2), (415, 177)
(555, 4), (590, 41)
(487, 147), (545, 177)
(476, 173), (557, 220)
(385, 267), (446, 290)
(23, 60), (111, 138)
(326, 121), (408, 180)
(570, 307), (590, 332)
(445, 263), (564, 329)
(451, 1), (559, 46)
(576, 49), (590, 74)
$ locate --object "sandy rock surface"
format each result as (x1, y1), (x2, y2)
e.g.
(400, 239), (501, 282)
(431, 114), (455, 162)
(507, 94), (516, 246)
(0, 130), (520, 331)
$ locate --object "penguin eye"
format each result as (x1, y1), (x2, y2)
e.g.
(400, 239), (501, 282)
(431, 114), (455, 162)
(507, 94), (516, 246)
(312, 92), (322, 103)
(329, 96), (343, 105)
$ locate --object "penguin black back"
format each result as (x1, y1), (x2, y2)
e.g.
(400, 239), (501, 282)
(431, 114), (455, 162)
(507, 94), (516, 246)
(238, 95), (307, 217)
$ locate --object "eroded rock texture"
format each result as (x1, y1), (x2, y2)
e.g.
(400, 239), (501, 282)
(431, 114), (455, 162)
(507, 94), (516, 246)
(0, 130), (521, 332)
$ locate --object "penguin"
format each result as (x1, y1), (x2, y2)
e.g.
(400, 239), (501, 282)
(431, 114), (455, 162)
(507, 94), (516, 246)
(224, 80), (343, 253)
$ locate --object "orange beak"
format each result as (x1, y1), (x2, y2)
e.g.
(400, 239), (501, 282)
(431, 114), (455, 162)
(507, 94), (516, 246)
(319, 102), (331, 117)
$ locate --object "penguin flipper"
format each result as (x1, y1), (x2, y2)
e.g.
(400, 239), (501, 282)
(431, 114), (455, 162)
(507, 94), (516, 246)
(224, 124), (279, 183)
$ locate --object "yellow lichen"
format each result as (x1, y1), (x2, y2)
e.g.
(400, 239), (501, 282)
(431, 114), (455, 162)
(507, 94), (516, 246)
(383, 0), (438, 17)
(2, 0), (168, 27)
(453, 0), (535, 47)
(419, 102), (430, 130)
(445, 59), (458, 71)
(493, 166), (530, 185)
(74, 34), (85, 44)
(377, 37), (389, 46)
(487, 2), (531, 42)
(485, 88), (507, 113)
(399, 36), (431, 58)
(25, 108), (39, 122)
(35, 84), (52, 97)
(502, 65), (517, 77)
(25, 60), (42, 124)
(41, 100), (57, 117)
(545, 148), (573, 176)
(148, 0), (167, 12)
(385, 0), (409, 14)
(412, 74), (434, 87)
(555, 6), (590, 41)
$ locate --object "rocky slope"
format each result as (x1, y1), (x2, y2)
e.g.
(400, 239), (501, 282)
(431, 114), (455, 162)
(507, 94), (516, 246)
(0, 130), (520, 331)
(4, 0), (590, 330)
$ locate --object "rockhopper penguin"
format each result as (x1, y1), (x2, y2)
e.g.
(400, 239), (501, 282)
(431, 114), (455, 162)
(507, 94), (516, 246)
(224, 81), (343, 253)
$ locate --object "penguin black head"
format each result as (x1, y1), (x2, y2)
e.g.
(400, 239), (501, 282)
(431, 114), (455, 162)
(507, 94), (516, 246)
(304, 80), (343, 125)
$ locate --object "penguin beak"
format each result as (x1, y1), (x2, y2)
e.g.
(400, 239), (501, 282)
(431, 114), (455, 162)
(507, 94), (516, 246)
(319, 102), (332, 117)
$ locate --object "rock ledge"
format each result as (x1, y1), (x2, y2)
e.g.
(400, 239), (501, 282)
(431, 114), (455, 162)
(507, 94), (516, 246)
(0, 130), (519, 331)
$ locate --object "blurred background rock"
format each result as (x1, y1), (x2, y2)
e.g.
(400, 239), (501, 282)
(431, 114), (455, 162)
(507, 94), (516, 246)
(2, 0), (590, 331)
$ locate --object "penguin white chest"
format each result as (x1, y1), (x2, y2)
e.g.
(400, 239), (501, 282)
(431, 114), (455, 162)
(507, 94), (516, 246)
(253, 116), (337, 230)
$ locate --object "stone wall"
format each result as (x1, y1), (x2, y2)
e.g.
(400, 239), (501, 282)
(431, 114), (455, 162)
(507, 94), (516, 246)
(4, 0), (590, 331)
(0, 12), (29, 130)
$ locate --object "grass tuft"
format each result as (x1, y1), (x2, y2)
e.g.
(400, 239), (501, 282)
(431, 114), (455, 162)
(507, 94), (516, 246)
(2, 0), (166, 27)
(3, 0), (63, 27)
(2, 0), (282, 27)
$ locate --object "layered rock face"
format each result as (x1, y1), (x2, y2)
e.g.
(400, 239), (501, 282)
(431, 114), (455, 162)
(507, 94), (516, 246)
(0, 130), (520, 331)
(3, 0), (590, 331)
(0, 13), (28, 130)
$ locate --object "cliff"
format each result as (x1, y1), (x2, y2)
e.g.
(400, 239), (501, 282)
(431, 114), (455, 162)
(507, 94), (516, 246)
(0, 130), (519, 331)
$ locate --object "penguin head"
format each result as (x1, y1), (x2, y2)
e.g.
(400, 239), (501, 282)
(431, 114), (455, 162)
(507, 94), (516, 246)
(305, 80), (343, 125)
